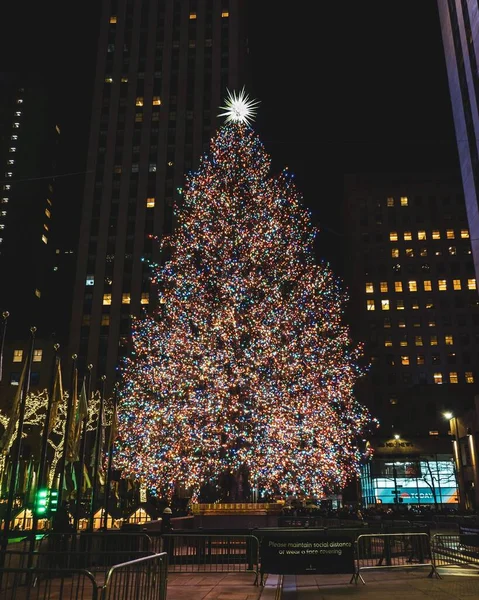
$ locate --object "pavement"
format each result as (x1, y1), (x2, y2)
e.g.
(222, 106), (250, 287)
(166, 566), (479, 599)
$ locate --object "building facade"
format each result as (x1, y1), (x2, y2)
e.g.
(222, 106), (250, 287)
(344, 172), (479, 437)
(0, 74), (61, 339)
(437, 0), (479, 283)
(68, 0), (249, 389)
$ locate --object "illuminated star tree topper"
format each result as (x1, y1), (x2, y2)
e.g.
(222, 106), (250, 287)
(218, 87), (260, 125)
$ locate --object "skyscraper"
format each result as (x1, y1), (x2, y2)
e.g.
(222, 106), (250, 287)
(0, 74), (61, 338)
(68, 0), (249, 389)
(344, 172), (479, 436)
(437, 0), (479, 282)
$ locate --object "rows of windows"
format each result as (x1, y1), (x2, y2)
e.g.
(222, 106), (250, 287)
(382, 334), (457, 346)
(390, 246), (467, 257)
(366, 279), (476, 294)
(367, 297), (478, 311)
(389, 229), (469, 241)
(12, 348), (42, 363)
(358, 194), (464, 209)
(102, 292), (149, 305)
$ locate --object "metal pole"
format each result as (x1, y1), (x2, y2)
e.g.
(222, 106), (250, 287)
(0, 327), (36, 564)
(73, 364), (92, 532)
(57, 355), (77, 505)
(89, 375), (106, 530)
(103, 383), (118, 530)
(0, 311), (9, 383)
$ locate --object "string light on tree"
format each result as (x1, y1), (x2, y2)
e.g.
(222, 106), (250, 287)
(114, 90), (376, 501)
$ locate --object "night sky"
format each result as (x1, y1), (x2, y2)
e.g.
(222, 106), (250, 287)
(2, 1), (459, 278)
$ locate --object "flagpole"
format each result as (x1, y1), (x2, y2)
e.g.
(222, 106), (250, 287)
(103, 382), (119, 530)
(73, 364), (92, 532)
(0, 326), (36, 567)
(37, 344), (61, 493)
(58, 354), (77, 505)
(89, 375), (106, 530)
(0, 311), (9, 383)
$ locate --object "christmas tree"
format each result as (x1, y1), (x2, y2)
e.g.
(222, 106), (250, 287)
(115, 90), (374, 501)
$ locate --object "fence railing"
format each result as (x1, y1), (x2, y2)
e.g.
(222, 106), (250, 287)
(431, 533), (479, 570)
(102, 552), (168, 600)
(351, 532), (438, 584)
(0, 567), (100, 600)
(149, 533), (260, 583)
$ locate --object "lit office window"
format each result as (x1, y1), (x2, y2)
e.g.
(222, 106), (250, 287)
(381, 299), (390, 311)
(380, 282), (388, 293)
(152, 96), (161, 106)
(141, 293), (149, 304)
(104, 77), (113, 83)
(448, 246), (456, 256)
(468, 278), (477, 290)
(383, 318), (391, 328)
(41, 235), (48, 244)
(35, 289), (41, 298)
(438, 280), (447, 291)
(189, 12), (197, 19)
(45, 208), (51, 218)
(136, 97), (144, 106)
(400, 337), (408, 347)
(445, 335), (454, 345)
(411, 300), (419, 310)
(13, 123), (19, 128)
(397, 300), (405, 310)
(423, 280), (432, 291)
(401, 355), (410, 365)
(446, 229), (455, 239)
(122, 293), (131, 304)
(389, 232), (398, 242)
(384, 338), (393, 347)
(149, 164), (157, 172)
(433, 373), (443, 384)
(109, 15), (117, 23)
(460, 229), (470, 239)
(387, 197), (394, 207)
(366, 300), (375, 311)
(417, 230), (426, 240)
(7, 159), (14, 165)
(396, 320), (405, 329)
(405, 248), (414, 257)
(432, 230), (441, 240)
(404, 231), (412, 241)
(428, 319), (436, 327)
(101, 314), (110, 326)
(121, 77), (128, 83)
(466, 372), (475, 383)
(103, 294), (112, 305)
(390, 397), (398, 405)
(13, 349), (23, 362)
(400, 196), (408, 206)
(394, 281), (402, 293)
(453, 279), (461, 290)
(33, 349), (43, 363)
(449, 372), (458, 384)
(146, 197), (155, 208)
(408, 281), (417, 292)
(415, 336), (423, 346)
(365, 282), (374, 293)
(430, 335), (438, 346)
(221, 11), (229, 17)
(417, 355), (425, 365)
(391, 248), (399, 258)
(425, 300), (434, 309)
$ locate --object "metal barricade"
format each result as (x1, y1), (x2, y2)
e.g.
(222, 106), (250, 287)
(351, 532), (438, 584)
(0, 567), (100, 600)
(102, 552), (168, 600)
(160, 533), (260, 583)
(431, 533), (479, 570)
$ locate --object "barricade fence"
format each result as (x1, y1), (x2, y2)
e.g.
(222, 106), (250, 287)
(351, 532), (437, 584)
(102, 552), (168, 600)
(0, 567), (100, 600)
(431, 533), (479, 570)
(152, 533), (260, 583)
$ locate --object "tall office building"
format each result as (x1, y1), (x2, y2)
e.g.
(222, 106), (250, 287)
(0, 74), (61, 338)
(68, 0), (249, 389)
(344, 172), (479, 436)
(437, 1), (479, 282)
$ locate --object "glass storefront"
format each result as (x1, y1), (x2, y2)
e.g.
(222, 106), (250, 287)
(361, 456), (458, 506)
